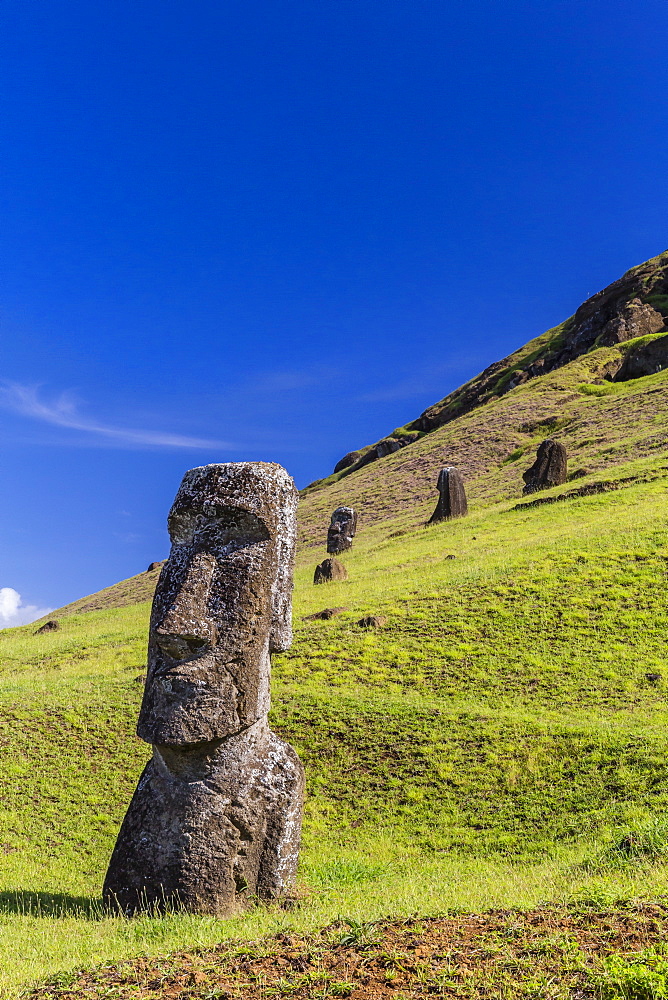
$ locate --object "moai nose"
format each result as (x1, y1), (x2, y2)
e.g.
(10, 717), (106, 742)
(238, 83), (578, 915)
(154, 552), (218, 660)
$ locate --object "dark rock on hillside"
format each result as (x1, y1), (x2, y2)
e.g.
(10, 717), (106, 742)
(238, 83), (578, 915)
(332, 434), (419, 478)
(522, 439), (568, 494)
(303, 606), (348, 620)
(327, 506), (357, 554)
(35, 620), (59, 634)
(334, 450), (364, 473)
(314, 558), (348, 584)
(614, 334), (668, 382)
(146, 562), (163, 572)
(428, 467), (468, 523)
(357, 615), (387, 628)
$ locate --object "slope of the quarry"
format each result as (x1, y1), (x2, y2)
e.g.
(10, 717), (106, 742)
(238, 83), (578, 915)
(6, 251), (668, 997)
(4, 451), (668, 994)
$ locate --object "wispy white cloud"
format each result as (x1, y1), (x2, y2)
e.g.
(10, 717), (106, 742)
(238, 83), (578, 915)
(0, 382), (233, 450)
(0, 588), (53, 629)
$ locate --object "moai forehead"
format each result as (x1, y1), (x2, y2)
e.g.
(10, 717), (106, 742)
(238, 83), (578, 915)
(436, 467), (456, 492)
(137, 462), (298, 746)
(331, 506), (356, 525)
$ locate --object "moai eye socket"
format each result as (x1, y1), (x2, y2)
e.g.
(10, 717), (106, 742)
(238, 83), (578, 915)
(168, 506), (270, 551)
(167, 510), (199, 545)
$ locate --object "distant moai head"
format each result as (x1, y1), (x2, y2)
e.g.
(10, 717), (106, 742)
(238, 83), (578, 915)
(137, 463), (298, 746)
(428, 467), (468, 523)
(522, 439), (567, 494)
(326, 506), (357, 554)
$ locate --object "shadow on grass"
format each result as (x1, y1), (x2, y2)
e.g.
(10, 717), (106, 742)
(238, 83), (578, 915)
(0, 890), (104, 919)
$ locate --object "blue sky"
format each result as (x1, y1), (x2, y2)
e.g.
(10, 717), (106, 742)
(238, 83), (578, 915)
(2, 0), (668, 621)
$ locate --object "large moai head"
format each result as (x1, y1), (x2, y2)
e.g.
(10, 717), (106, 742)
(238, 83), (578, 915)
(137, 462), (298, 746)
(326, 506), (357, 554)
(428, 467), (468, 523)
(522, 439), (567, 494)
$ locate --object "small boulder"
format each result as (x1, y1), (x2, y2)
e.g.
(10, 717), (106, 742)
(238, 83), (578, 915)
(35, 620), (59, 634)
(303, 607), (348, 620)
(327, 506), (357, 554)
(429, 467), (468, 523)
(314, 558), (348, 585)
(646, 672), (662, 683)
(357, 615), (387, 628)
(333, 450), (364, 474)
(147, 561), (163, 572)
(522, 439), (568, 494)
(445, 554), (456, 560)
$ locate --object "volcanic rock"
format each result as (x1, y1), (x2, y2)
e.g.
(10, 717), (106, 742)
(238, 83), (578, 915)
(357, 615), (387, 628)
(428, 467), (468, 523)
(104, 462), (304, 916)
(303, 607), (348, 620)
(313, 558), (348, 584)
(35, 620), (59, 634)
(326, 506), (357, 554)
(522, 439), (568, 494)
(614, 333), (668, 382)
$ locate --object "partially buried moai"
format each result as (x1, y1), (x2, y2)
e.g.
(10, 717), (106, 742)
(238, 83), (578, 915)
(326, 506), (357, 554)
(522, 439), (567, 494)
(103, 462), (304, 916)
(428, 467), (468, 523)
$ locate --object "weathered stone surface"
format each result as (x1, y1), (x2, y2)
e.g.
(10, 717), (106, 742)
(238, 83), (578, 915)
(104, 722), (303, 916)
(147, 561), (163, 572)
(597, 298), (664, 347)
(104, 462), (304, 916)
(313, 558), (348, 584)
(428, 467), (468, 523)
(522, 439), (568, 494)
(331, 434), (420, 477)
(333, 450), (363, 474)
(357, 615), (386, 628)
(614, 333), (668, 381)
(326, 506), (357, 554)
(35, 620), (59, 633)
(303, 607), (348, 620)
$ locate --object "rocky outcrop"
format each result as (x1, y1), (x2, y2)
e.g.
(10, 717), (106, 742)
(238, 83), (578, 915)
(146, 561), (163, 572)
(303, 607), (348, 620)
(104, 462), (304, 916)
(614, 334), (668, 382)
(428, 467), (468, 523)
(522, 439), (568, 494)
(332, 434), (419, 479)
(314, 558), (348, 584)
(35, 620), (59, 634)
(327, 506), (357, 554)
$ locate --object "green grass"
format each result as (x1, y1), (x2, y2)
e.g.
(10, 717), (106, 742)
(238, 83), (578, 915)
(5, 460), (668, 994)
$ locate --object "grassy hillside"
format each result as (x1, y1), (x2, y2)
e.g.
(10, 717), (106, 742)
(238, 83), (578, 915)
(5, 442), (668, 994)
(6, 261), (668, 995)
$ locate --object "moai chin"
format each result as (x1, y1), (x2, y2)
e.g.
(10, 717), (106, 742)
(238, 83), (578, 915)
(103, 462), (304, 916)
(522, 439), (567, 494)
(326, 506), (357, 554)
(428, 467), (468, 523)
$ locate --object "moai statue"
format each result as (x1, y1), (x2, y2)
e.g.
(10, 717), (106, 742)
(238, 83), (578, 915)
(326, 506), (357, 554)
(103, 463), (304, 916)
(428, 467), (468, 523)
(522, 439), (567, 494)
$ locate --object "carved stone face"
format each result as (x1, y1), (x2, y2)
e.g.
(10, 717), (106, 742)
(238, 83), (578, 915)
(137, 463), (298, 746)
(326, 506), (357, 554)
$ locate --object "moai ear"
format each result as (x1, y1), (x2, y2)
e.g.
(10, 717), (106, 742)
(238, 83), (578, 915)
(269, 475), (298, 653)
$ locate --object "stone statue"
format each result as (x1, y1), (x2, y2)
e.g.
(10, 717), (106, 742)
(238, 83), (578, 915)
(326, 506), (357, 554)
(522, 439), (567, 494)
(103, 462), (304, 916)
(428, 467), (468, 523)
